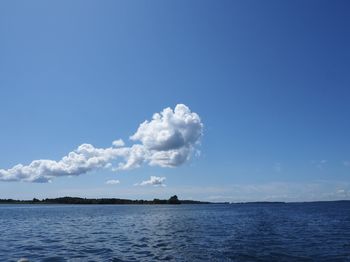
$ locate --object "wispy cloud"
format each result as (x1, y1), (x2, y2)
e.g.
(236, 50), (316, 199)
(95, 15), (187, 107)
(311, 159), (328, 170)
(135, 176), (166, 187)
(105, 179), (120, 185)
(0, 104), (203, 183)
(201, 181), (350, 202)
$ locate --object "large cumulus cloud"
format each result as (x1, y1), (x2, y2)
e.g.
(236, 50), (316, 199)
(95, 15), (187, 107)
(130, 104), (202, 167)
(0, 104), (203, 183)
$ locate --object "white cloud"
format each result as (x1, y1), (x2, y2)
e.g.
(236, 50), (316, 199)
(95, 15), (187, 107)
(105, 179), (120, 185)
(116, 144), (148, 171)
(112, 139), (125, 147)
(136, 176), (166, 187)
(0, 104), (203, 183)
(343, 161), (350, 167)
(0, 143), (127, 183)
(129, 104), (203, 168)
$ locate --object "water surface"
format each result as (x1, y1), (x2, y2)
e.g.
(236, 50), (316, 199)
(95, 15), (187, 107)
(0, 202), (349, 261)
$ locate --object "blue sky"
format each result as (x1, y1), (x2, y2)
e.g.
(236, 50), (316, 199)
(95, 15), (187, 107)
(0, 0), (350, 201)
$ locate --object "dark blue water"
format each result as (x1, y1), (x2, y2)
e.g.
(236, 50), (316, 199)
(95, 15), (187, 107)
(0, 203), (350, 261)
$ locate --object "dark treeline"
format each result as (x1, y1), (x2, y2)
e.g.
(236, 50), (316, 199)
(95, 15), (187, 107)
(0, 195), (210, 205)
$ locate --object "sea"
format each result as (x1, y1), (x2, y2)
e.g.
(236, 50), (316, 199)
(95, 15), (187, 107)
(0, 202), (349, 261)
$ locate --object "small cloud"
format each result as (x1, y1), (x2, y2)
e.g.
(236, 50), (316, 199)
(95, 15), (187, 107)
(135, 176), (166, 187)
(343, 161), (350, 167)
(112, 139), (125, 147)
(105, 179), (120, 185)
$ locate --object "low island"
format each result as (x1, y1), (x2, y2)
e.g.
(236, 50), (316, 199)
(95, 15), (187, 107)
(0, 195), (212, 205)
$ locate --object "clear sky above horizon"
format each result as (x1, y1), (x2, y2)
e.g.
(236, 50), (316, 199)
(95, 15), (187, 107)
(1, 0), (350, 201)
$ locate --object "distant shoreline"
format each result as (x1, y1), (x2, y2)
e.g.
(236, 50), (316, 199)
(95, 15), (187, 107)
(0, 195), (213, 205)
(0, 196), (349, 205)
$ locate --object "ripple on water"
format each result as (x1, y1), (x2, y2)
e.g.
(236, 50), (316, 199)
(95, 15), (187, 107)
(0, 203), (349, 261)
